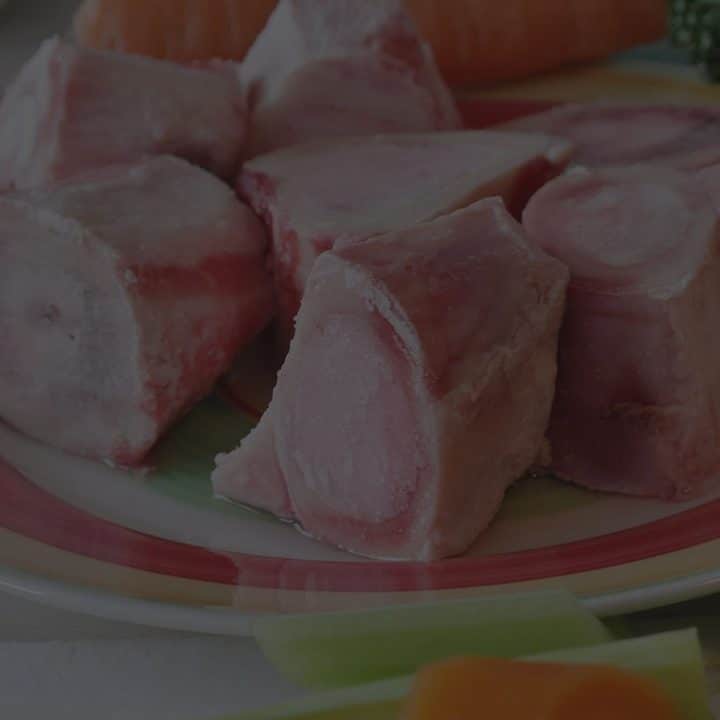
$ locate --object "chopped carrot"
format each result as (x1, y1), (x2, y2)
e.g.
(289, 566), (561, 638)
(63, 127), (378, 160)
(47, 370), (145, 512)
(402, 657), (681, 720)
(73, 0), (275, 63)
(406, 0), (668, 87)
(73, 0), (667, 88)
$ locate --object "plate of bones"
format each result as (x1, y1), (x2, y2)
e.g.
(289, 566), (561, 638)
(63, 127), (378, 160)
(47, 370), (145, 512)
(3, 1), (720, 634)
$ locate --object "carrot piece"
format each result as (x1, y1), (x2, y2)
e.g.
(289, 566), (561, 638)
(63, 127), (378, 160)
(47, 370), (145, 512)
(73, 0), (275, 62)
(403, 657), (681, 720)
(73, 0), (667, 87)
(405, 0), (668, 86)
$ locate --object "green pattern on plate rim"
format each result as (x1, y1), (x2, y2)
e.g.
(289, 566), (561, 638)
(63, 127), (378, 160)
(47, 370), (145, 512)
(146, 395), (269, 521)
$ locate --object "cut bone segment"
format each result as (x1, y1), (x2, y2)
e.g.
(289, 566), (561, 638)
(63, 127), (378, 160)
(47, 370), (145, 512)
(0, 37), (247, 189)
(240, 130), (573, 345)
(214, 199), (569, 560)
(240, 0), (461, 156)
(524, 166), (720, 500)
(0, 156), (272, 465)
(503, 104), (720, 170)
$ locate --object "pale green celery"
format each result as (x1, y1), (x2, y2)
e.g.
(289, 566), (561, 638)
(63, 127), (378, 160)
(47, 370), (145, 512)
(223, 629), (710, 720)
(253, 589), (611, 689)
(533, 629), (711, 720)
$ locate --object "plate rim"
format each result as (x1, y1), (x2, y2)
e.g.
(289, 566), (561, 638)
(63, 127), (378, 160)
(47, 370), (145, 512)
(3, 561), (720, 636)
(7, 437), (720, 625)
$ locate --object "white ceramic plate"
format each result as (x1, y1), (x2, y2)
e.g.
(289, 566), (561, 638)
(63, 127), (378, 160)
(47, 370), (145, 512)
(4, 69), (720, 634)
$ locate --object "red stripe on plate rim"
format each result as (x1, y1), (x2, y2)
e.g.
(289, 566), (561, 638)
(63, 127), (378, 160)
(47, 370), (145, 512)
(2, 455), (720, 594)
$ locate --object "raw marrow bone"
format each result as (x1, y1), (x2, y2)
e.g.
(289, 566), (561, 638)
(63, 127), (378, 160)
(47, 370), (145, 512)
(0, 37), (247, 189)
(504, 103), (720, 170)
(0, 156), (272, 465)
(214, 198), (568, 560)
(239, 131), (573, 346)
(524, 165), (720, 499)
(240, 0), (461, 156)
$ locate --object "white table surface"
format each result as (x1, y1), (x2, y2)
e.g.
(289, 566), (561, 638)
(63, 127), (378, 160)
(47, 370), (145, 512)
(0, 574), (299, 719)
(0, 4), (300, 718)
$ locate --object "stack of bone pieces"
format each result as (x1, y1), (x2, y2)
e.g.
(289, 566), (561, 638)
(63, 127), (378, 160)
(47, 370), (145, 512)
(2, 0), (720, 561)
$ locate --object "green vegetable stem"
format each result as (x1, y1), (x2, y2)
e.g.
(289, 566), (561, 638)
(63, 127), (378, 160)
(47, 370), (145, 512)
(671, 0), (720, 79)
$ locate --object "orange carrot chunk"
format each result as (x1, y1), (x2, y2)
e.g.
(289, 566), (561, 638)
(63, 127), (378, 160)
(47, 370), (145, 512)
(73, 0), (275, 64)
(406, 0), (667, 86)
(73, 0), (667, 88)
(403, 657), (682, 720)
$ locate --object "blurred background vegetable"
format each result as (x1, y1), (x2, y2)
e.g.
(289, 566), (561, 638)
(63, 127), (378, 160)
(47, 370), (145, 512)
(671, 0), (720, 79)
(73, 0), (668, 88)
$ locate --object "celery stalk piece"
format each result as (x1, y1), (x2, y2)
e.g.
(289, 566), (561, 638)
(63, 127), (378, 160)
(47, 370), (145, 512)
(532, 629), (712, 720)
(252, 590), (611, 689)
(227, 629), (710, 720)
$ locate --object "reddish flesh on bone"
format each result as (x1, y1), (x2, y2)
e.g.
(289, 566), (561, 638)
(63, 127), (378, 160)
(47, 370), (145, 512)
(240, 0), (461, 157)
(0, 37), (247, 190)
(239, 131), (573, 346)
(523, 166), (720, 500)
(503, 104), (720, 170)
(213, 199), (569, 560)
(0, 156), (272, 465)
(459, 98), (560, 129)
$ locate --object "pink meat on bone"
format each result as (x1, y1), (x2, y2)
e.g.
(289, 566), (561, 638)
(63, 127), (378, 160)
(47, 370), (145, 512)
(240, 0), (461, 156)
(213, 199), (569, 560)
(0, 156), (272, 466)
(523, 166), (720, 500)
(240, 131), (573, 346)
(0, 37), (247, 190)
(503, 104), (720, 170)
